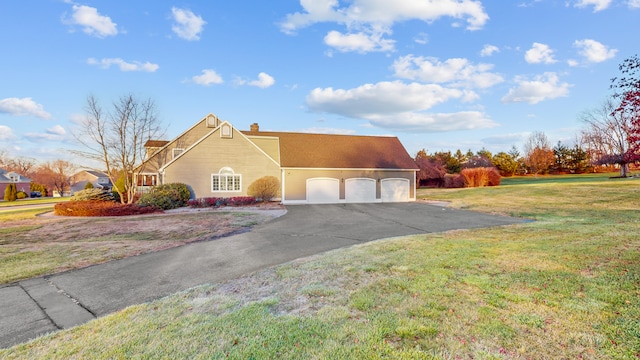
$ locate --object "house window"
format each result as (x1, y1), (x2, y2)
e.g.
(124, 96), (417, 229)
(137, 174), (157, 186)
(172, 148), (184, 159)
(212, 167), (241, 192)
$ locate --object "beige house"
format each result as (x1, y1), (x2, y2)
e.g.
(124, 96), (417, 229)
(136, 113), (418, 204)
(70, 170), (113, 195)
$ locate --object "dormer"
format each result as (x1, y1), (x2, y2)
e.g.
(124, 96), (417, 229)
(205, 113), (220, 128)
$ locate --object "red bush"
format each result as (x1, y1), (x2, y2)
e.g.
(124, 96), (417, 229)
(460, 167), (501, 187)
(54, 201), (162, 217)
(487, 168), (501, 186)
(187, 196), (256, 208)
(443, 174), (465, 188)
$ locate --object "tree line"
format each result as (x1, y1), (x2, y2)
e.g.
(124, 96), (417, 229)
(415, 54), (640, 186)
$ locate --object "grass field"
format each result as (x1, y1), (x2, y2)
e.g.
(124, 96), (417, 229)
(0, 197), (63, 207)
(1, 175), (638, 359)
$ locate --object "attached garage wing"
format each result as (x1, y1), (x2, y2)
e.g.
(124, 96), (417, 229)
(381, 178), (410, 203)
(345, 178), (377, 203)
(306, 178), (340, 204)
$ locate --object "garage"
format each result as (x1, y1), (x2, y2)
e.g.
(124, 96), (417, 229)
(345, 178), (377, 203)
(381, 178), (410, 202)
(306, 178), (340, 204)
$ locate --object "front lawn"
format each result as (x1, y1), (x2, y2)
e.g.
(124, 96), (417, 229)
(2, 175), (638, 359)
(0, 209), (281, 284)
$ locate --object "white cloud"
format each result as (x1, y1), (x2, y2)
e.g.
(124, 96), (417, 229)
(480, 44), (499, 57)
(574, 0), (612, 12)
(574, 39), (617, 63)
(0, 125), (16, 140)
(191, 69), (224, 86)
(414, 32), (429, 45)
(307, 81), (466, 116)
(24, 125), (67, 142)
(281, 0), (489, 33)
(630, 0), (640, 8)
(525, 43), (556, 64)
(0, 97), (51, 119)
(502, 72), (572, 104)
(305, 81), (497, 132)
(87, 58), (159, 72)
(65, 5), (118, 38)
(367, 111), (498, 132)
(248, 72), (276, 88)
(171, 7), (206, 41)
(280, 0), (488, 53)
(324, 30), (395, 53)
(392, 55), (504, 89)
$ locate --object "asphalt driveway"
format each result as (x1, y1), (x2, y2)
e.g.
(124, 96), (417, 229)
(0, 202), (525, 348)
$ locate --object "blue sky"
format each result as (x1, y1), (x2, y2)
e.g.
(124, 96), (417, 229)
(1, 0), (638, 167)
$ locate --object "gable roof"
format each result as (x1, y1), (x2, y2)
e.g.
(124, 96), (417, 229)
(81, 170), (109, 178)
(144, 140), (170, 148)
(242, 131), (418, 170)
(0, 168), (32, 183)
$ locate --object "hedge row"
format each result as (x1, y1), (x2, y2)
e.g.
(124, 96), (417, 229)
(54, 201), (162, 217)
(438, 167), (501, 188)
(187, 196), (257, 208)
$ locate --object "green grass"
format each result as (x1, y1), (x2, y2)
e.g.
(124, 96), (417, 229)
(0, 197), (65, 207)
(2, 175), (639, 359)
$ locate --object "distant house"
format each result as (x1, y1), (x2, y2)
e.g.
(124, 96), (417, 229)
(0, 168), (31, 196)
(70, 170), (113, 195)
(136, 113), (419, 204)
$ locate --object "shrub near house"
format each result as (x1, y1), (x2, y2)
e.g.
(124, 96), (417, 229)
(137, 183), (191, 210)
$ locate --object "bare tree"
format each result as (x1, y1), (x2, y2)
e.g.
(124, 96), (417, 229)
(73, 94), (164, 204)
(34, 160), (76, 196)
(580, 99), (634, 176)
(2, 156), (37, 178)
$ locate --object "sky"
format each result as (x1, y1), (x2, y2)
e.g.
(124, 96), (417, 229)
(1, 0), (639, 168)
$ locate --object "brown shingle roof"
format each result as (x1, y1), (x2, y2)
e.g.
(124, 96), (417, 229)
(144, 140), (169, 148)
(242, 131), (418, 170)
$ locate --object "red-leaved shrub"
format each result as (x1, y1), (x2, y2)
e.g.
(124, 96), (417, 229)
(460, 167), (501, 187)
(187, 196), (256, 208)
(444, 174), (465, 188)
(54, 201), (162, 217)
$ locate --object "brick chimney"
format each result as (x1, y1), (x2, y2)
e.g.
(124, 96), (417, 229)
(250, 123), (259, 132)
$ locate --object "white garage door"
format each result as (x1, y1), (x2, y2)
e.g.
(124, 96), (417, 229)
(345, 178), (377, 203)
(306, 178), (340, 204)
(381, 178), (410, 202)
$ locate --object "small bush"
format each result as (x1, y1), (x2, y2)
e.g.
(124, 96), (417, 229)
(54, 201), (161, 217)
(187, 196), (256, 208)
(84, 182), (94, 190)
(137, 183), (191, 210)
(460, 167), (501, 188)
(443, 174), (465, 188)
(227, 196), (257, 206)
(247, 176), (280, 202)
(16, 190), (28, 199)
(71, 188), (115, 201)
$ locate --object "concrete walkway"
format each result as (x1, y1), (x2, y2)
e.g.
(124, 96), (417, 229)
(0, 203), (525, 348)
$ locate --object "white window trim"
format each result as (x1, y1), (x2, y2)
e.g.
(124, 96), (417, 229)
(211, 167), (241, 192)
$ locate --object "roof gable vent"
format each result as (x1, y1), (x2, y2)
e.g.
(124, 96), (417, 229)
(206, 114), (219, 128)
